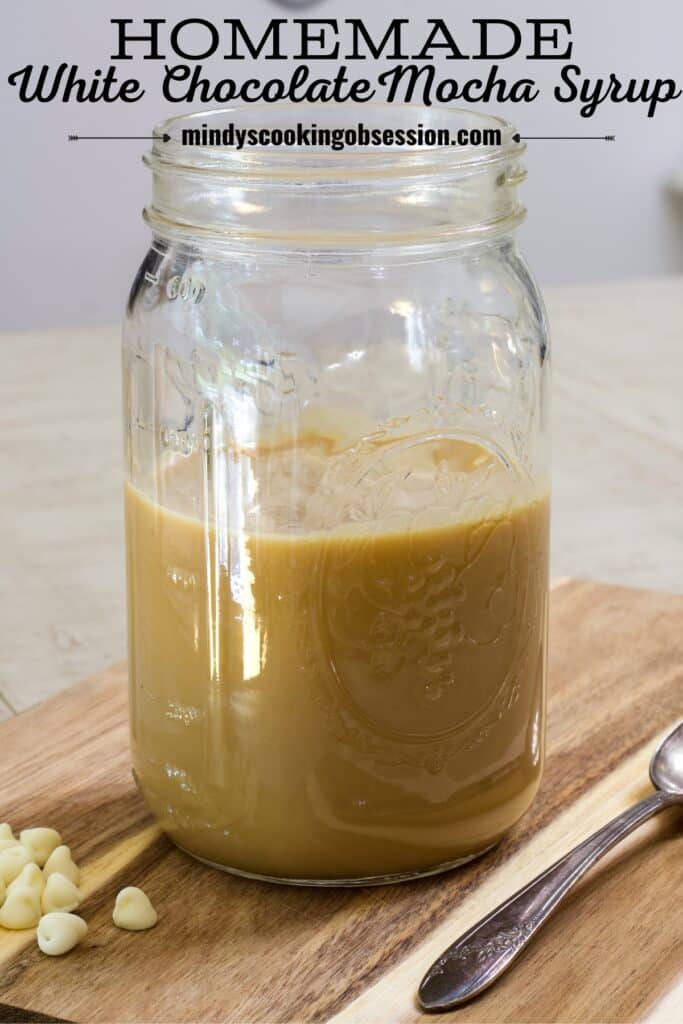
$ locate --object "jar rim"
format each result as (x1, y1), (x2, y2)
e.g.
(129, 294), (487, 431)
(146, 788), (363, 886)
(147, 101), (522, 182)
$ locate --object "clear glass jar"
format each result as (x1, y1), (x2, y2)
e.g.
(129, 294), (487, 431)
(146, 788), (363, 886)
(123, 104), (550, 885)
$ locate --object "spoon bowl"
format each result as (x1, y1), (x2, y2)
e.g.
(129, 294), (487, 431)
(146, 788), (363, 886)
(649, 721), (683, 793)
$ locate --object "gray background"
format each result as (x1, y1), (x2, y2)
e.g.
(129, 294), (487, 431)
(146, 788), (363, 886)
(2, 0), (683, 329)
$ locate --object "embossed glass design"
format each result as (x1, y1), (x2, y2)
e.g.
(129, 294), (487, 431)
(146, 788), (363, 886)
(123, 104), (550, 884)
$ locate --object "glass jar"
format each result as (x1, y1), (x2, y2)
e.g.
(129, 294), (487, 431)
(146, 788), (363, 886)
(123, 104), (550, 885)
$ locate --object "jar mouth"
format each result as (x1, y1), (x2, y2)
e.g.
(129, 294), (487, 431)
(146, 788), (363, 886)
(144, 102), (526, 250)
(147, 102), (522, 181)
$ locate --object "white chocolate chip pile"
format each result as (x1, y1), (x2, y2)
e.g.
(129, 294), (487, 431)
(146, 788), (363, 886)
(0, 821), (158, 955)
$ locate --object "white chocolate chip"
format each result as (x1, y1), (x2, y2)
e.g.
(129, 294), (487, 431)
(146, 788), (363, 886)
(113, 887), (157, 931)
(7, 862), (45, 900)
(20, 828), (62, 868)
(41, 872), (82, 915)
(0, 886), (41, 929)
(43, 845), (80, 886)
(37, 912), (88, 956)
(0, 876), (5, 905)
(0, 844), (35, 885)
(0, 838), (21, 854)
(0, 824), (15, 842)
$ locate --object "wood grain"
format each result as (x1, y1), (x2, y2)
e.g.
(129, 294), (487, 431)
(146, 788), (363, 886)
(0, 581), (681, 1024)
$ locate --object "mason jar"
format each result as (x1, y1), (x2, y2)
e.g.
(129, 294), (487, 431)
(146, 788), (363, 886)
(123, 104), (550, 885)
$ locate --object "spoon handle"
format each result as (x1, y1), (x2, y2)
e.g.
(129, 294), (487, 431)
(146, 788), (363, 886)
(418, 789), (680, 1012)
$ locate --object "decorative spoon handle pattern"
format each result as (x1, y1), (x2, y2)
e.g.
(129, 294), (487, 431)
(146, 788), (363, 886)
(419, 789), (680, 1012)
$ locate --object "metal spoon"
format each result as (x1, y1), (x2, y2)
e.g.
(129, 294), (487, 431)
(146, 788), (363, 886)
(418, 721), (683, 1012)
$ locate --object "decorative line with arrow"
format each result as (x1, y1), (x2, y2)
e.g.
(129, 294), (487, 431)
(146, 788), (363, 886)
(513, 133), (615, 142)
(68, 134), (171, 142)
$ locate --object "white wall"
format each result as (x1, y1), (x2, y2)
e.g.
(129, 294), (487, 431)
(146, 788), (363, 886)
(2, 0), (682, 330)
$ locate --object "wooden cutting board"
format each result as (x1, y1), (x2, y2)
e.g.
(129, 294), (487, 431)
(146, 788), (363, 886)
(0, 580), (681, 1024)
